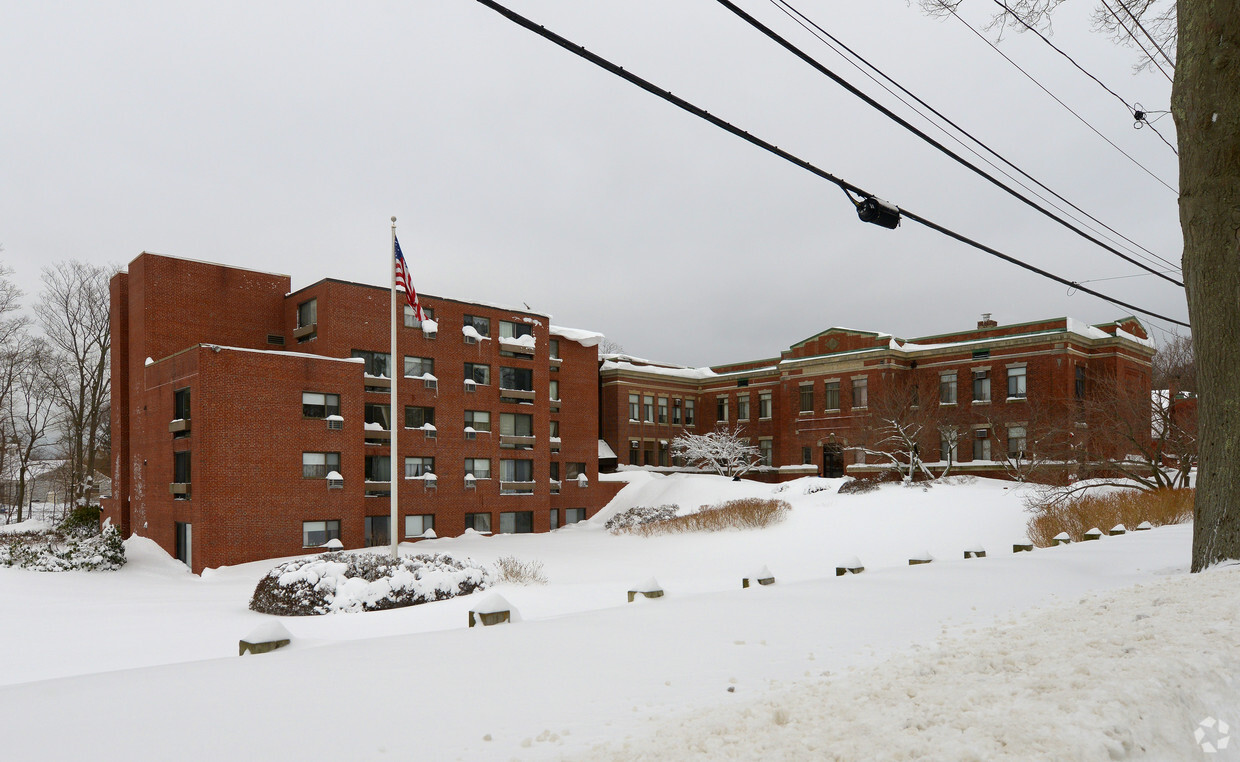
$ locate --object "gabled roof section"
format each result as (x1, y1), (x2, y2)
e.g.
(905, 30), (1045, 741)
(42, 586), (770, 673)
(783, 327), (894, 361)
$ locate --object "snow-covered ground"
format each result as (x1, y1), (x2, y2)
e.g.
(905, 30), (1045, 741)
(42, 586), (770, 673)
(0, 473), (1234, 761)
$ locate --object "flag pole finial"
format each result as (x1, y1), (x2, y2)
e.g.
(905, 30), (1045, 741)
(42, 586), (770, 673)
(391, 216), (397, 224)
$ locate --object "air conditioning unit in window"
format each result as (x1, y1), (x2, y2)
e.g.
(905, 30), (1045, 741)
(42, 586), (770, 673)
(464, 381), (476, 393)
(424, 475), (437, 491)
(465, 429), (476, 440)
(464, 335), (477, 345)
(326, 417), (343, 430)
(975, 429), (989, 439)
(424, 378), (437, 391)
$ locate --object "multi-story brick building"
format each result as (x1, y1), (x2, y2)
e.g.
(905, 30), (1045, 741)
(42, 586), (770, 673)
(103, 253), (619, 572)
(600, 314), (1156, 479)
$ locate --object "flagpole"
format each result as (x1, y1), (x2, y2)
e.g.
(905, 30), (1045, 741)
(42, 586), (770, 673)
(390, 216), (399, 560)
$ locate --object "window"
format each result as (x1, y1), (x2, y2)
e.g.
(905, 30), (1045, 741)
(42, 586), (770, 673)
(365, 455), (391, 482)
(500, 459), (534, 482)
(799, 384), (814, 413)
(852, 378), (868, 408)
(500, 366), (533, 391)
(173, 387), (191, 421)
(404, 356), (434, 378)
(405, 514), (435, 538)
(549, 509), (559, 530)
(464, 513), (492, 533)
(549, 461), (560, 481)
(659, 440), (670, 467)
(911, 384), (920, 407)
(973, 370), (991, 402)
(364, 403), (391, 430)
(802, 446), (812, 465)
(405, 406), (434, 429)
(644, 395), (655, 423)
(940, 373), (957, 405)
(716, 396), (729, 422)
(972, 349), (990, 360)
(1007, 366), (1027, 399)
(973, 429), (991, 460)
(499, 320), (533, 339)
(302, 520), (340, 547)
(824, 382), (840, 411)
(565, 462), (587, 480)
(364, 516), (390, 548)
(351, 350), (391, 377)
(941, 432), (958, 462)
(629, 440), (640, 464)
(565, 508), (586, 524)
(737, 394), (750, 421)
(629, 393), (640, 421)
(464, 410), (491, 432)
(500, 413), (534, 437)
(173, 451), (191, 493)
(549, 379), (560, 401)
(550, 339), (560, 359)
(759, 391), (772, 419)
(685, 400), (695, 425)
(549, 419), (559, 438)
(499, 511), (534, 534)
(658, 397), (668, 423)
(672, 399), (682, 425)
(297, 298), (316, 328)
(1075, 366), (1086, 399)
(464, 458), (491, 479)
(1007, 426), (1027, 458)
(405, 456), (434, 478)
(404, 305), (435, 329)
(758, 439), (773, 467)
(463, 314), (491, 337)
(464, 363), (490, 385)
(302, 392), (340, 418)
(302, 452), (340, 479)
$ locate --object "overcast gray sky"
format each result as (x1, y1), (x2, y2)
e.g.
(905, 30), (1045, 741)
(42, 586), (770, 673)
(1, 0), (1185, 367)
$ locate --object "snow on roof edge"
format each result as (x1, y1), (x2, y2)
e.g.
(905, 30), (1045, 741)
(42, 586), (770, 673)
(550, 325), (604, 347)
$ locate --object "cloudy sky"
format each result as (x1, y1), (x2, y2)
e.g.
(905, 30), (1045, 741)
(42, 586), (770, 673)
(1, 0), (1185, 367)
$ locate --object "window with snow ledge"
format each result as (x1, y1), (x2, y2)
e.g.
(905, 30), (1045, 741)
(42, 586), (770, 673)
(404, 305), (436, 330)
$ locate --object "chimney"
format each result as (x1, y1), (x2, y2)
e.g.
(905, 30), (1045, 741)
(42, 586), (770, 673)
(978, 313), (998, 329)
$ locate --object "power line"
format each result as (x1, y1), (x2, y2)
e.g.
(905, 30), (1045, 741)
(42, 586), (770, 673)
(1111, 0), (1177, 72)
(941, 4), (1180, 194)
(988, 0), (1178, 156)
(469, 0), (1190, 329)
(767, 0), (1181, 277)
(1098, 0), (1175, 82)
(712, 0), (1182, 284)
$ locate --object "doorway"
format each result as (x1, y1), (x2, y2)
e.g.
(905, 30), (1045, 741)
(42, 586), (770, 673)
(822, 444), (845, 478)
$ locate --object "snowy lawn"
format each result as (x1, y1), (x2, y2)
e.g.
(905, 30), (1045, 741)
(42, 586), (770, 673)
(0, 474), (1230, 761)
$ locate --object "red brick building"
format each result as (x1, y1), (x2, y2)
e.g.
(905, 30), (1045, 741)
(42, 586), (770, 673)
(103, 253), (619, 572)
(600, 314), (1156, 479)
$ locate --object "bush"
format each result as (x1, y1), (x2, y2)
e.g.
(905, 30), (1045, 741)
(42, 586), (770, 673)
(0, 524), (125, 571)
(492, 556), (548, 585)
(838, 478), (880, 495)
(249, 551), (488, 616)
(605, 504), (680, 533)
(1026, 488), (1194, 547)
(60, 505), (102, 538)
(620, 498), (791, 536)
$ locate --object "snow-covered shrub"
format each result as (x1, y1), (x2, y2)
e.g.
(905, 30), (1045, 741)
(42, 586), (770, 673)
(626, 498), (791, 536)
(491, 556), (548, 585)
(605, 504), (680, 534)
(59, 505), (102, 538)
(0, 524), (125, 572)
(837, 478), (880, 495)
(1025, 488), (1193, 546)
(249, 551), (488, 616)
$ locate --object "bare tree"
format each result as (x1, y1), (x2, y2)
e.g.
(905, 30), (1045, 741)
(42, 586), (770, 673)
(671, 424), (762, 479)
(599, 338), (626, 356)
(4, 336), (54, 523)
(35, 261), (112, 511)
(1152, 333), (1194, 394)
(849, 376), (940, 482)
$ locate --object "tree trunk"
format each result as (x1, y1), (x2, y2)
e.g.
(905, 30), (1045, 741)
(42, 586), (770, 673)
(1176, 0), (1240, 571)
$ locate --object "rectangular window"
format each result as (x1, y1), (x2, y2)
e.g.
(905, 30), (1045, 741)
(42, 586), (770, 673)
(549, 379), (559, 401)
(302, 520), (340, 547)
(464, 363), (491, 386)
(799, 384), (814, 413)
(759, 391), (772, 419)
(499, 511), (534, 534)
(1007, 366), (1027, 399)
(941, 433), (958, 462)
(404, 456), (435, 478)
(499, 320), (533, 340)
(685, 400), (695, 425)
(644, 395), (655, 423)
(549, 419), (560, 438)
(405, 514), (434, 538)
(629, 440), (640, 464)
(365, 455), (391, 482)
(404, 356), (434, 378)
(464, 513), (492, 533)
(801, 446), (812, 465)
(565, 508), (586, 524)
(500, 366), (533, 391)
(302, 392), (340, 418)
(173, 450), (191, 486)
(463, 314), (491, 337)
(1075, 366), (1086, 398)
(364, 516), (390, 548)
(364, 403), (391, 430)
(351, 350), (391, 377)
(464, 458), (491, 479)
(658, 398), (668, 424)
(1007, 426), (1027, 458)
(403, 304), (434, 329)
(758, 439), (773, 467)
(824, 382), (840, 411)
(737, 394), (750, 421)
(852, 378), (868, 408)
(302, 452), (340, 479)
(464, 410), (491, 432)
(297, 298), (316, 329)
(565, 462), (587, 480)
(173, 387), (191, 421)
(500, 412), (534, 436)
(405, 406), (434, 429)
(672, 399), (682, 425)
(549, 339), (560, 359)
(500, 459), (534, 482)
(717, 396), (729, 422)
(549, 509), (559, 530)
(973, 370), (991, 402)
(973, 430), (991, 460)
(940, 373), (957, 405)
(629, 393), (640, 421)
(549, 461), (560, 481)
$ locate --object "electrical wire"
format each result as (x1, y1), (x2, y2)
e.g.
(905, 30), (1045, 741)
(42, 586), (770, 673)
(469, 0), (1190, 329)
(768, 0), (1180, 276)
(1098, 0), (1175, 82)
(1111, 0), (1177, 71)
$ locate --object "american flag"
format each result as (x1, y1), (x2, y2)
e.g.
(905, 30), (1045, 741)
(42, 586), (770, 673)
(393, 236), (426, 323)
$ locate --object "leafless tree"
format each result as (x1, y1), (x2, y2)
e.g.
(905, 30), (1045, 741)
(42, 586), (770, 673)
(4, 336), (54, 523)
(1152, 333), (1194, 394)
(599, 338), (626, 356)
(671, 424), (762, 479)
(849, 375), (941, 482)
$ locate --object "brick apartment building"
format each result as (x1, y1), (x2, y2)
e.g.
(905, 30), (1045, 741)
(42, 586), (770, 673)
(600, 314), (1156, 479)
(103, 253), (620, 573)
